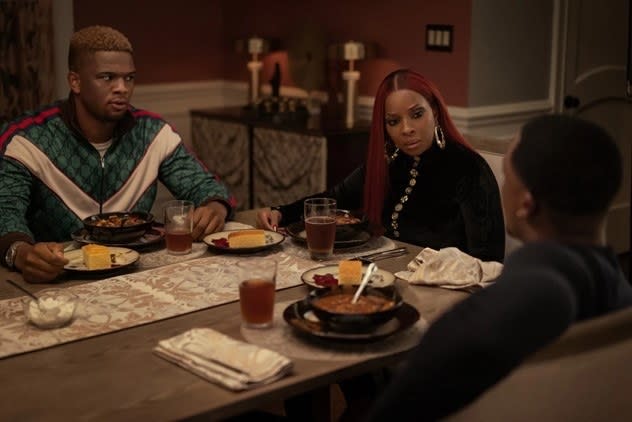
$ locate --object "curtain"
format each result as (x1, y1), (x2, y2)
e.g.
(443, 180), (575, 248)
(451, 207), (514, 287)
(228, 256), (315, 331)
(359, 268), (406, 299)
(0, 0), (55, 123)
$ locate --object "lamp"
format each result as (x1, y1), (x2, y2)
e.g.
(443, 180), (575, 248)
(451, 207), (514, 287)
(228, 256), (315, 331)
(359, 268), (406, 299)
(246, 37), (268, 104)
(341, 41), (365, 128)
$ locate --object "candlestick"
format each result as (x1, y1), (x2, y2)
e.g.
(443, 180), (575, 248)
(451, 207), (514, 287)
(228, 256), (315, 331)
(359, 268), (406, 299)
(247, 60), (263, 104)
(343, 70), (360, 128)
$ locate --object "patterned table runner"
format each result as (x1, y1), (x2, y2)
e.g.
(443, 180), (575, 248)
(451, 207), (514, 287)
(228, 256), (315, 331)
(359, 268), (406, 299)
(136, 231), (397, 271)
(0, 236), (397, 359)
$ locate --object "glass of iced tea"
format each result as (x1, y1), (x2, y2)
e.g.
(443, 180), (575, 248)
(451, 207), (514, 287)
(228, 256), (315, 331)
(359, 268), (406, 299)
(163, 200), (194, 255)
(304, 198), (337, 260)
(238, 258), (277, 329)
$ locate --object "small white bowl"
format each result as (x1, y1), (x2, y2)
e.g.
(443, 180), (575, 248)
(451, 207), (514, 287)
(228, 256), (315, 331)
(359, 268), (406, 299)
(23, 289), (78, 329)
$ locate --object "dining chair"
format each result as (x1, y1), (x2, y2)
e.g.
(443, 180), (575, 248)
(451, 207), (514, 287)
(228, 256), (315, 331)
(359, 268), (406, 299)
(445, 306), (632, 422)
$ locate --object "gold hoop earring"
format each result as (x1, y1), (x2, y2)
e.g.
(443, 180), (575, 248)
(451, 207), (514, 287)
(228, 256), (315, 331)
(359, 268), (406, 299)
(434, 125), (446, 150)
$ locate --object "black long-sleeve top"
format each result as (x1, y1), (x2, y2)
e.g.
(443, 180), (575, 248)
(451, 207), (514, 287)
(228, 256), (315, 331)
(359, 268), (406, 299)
(277, 141), (506, 262)
(366, 242), (632, 421)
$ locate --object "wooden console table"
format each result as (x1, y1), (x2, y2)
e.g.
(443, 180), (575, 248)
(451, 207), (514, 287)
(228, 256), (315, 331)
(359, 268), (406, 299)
(190, 107), (370, 210)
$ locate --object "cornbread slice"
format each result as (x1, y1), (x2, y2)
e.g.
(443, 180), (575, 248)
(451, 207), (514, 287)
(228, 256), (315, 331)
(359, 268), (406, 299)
(82, 244), (111, 270)
(338, 260), (362, 284)
(228, 229), (266, 248)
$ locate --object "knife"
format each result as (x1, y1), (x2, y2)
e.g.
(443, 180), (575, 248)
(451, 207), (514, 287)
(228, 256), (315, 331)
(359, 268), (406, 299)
(352, 247), (408, 263)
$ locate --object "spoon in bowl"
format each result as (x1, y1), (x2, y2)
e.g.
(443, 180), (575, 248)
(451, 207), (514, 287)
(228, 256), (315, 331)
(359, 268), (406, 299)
(351, 262), (377, 304)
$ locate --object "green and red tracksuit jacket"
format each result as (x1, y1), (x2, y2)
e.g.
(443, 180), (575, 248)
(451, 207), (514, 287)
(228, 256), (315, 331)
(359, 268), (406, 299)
(0, 99), (235, 260)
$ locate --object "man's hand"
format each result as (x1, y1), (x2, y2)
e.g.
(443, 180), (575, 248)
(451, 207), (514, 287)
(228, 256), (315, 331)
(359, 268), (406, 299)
(16, 242), (69, 283)
(191, 201), (228, 240)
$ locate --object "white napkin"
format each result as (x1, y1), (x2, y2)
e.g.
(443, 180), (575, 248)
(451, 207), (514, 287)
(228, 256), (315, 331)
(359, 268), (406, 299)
(395, 247), (503, 290)
(154, 328), (293, 391)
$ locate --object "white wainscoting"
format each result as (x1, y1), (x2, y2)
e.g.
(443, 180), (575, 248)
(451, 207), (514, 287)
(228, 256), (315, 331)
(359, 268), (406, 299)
(133, 81), (246, 148)
(357, 96), (554, 140)
(133, 81), (245, 215)
(134, 80), (554, 143)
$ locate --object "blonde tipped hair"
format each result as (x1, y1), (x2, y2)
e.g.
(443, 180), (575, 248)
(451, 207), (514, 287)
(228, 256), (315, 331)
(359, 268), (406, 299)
(68, 25), (133, 71)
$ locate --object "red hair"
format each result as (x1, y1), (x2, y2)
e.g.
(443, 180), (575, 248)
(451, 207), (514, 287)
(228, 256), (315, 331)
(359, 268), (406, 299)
(363, 69), (471, 233)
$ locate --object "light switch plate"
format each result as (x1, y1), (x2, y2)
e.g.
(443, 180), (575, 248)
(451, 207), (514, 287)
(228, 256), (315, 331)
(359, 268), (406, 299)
(426, 24), (453, 52)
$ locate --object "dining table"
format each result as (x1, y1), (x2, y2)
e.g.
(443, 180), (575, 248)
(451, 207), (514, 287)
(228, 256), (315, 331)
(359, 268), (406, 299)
(0, 212), (470, 421)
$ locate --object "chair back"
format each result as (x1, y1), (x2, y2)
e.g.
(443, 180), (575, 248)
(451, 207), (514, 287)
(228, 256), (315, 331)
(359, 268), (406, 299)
(446, 306), (632, 422)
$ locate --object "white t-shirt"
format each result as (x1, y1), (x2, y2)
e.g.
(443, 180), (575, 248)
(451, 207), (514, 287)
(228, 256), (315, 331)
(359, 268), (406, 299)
(90, 139), (113, 158)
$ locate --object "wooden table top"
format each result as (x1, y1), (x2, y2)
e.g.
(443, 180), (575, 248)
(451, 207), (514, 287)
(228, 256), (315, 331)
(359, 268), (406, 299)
(0, 239), (469, 421)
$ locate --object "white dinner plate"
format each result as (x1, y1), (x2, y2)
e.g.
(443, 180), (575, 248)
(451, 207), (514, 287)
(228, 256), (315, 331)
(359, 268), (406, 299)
(301, 263), (395, 289)
(285, 221), (371, 249)
(203, 229), (285, 254)
(64, 246), (140, 273)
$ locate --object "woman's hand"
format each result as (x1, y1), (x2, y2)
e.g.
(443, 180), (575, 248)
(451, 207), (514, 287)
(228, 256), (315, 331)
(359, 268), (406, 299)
(256, 208), (282, 231)
(17, 242), (68, 283)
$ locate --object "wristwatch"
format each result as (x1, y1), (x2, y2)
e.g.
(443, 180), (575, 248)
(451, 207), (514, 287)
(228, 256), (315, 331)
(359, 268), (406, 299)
(5, 241), (30, 270)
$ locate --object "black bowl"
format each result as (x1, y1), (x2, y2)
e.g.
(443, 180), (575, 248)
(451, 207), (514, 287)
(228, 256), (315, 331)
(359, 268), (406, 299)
(307, 284), (403, 332)
(335, 209), (369, 240)
(83, 211), (154, 243)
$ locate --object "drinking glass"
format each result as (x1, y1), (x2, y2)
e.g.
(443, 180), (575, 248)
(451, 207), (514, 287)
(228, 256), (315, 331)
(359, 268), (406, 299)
(304, 198), (337, 260)
(163, 200), (194, 255)
(238, 259), (277, 329)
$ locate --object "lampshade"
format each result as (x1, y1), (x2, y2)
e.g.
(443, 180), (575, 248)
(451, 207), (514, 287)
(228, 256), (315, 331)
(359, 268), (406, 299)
(248, 37), (266, 55)
(328, 40), (375, 62)
(343, 41), (365, 61)
(234, 37), (273, 56)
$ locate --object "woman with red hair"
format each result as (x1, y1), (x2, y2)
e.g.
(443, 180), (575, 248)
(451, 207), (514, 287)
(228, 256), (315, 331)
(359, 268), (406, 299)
(257, 69), (505, 261)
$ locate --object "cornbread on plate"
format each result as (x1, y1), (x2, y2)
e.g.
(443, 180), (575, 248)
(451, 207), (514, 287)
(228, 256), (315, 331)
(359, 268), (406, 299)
(338, 260), (362, 284)
(228, 229), (266, 248)
(81, 244), (111, 270)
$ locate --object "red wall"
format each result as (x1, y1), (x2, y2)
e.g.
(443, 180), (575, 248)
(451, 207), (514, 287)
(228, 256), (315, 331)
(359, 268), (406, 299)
(74, 0), (471, 105)
(74, 0), (224, 83)
(221, 0), (471, 105)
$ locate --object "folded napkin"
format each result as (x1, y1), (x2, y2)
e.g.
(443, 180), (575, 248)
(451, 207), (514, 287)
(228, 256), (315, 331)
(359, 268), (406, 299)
(395, 247), (503, 290)
(154, 328), (293, 391)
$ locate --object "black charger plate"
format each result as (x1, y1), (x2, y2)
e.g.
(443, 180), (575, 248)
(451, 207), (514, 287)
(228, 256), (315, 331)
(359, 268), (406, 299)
(71, 225), (165, 249)
(285, 221), (371, 249)
(283, 299), (419, 342)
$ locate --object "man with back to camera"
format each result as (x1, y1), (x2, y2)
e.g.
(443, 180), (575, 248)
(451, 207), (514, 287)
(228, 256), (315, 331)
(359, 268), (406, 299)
(367, 114), (632, 421)
(0, 25), (235, 283)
